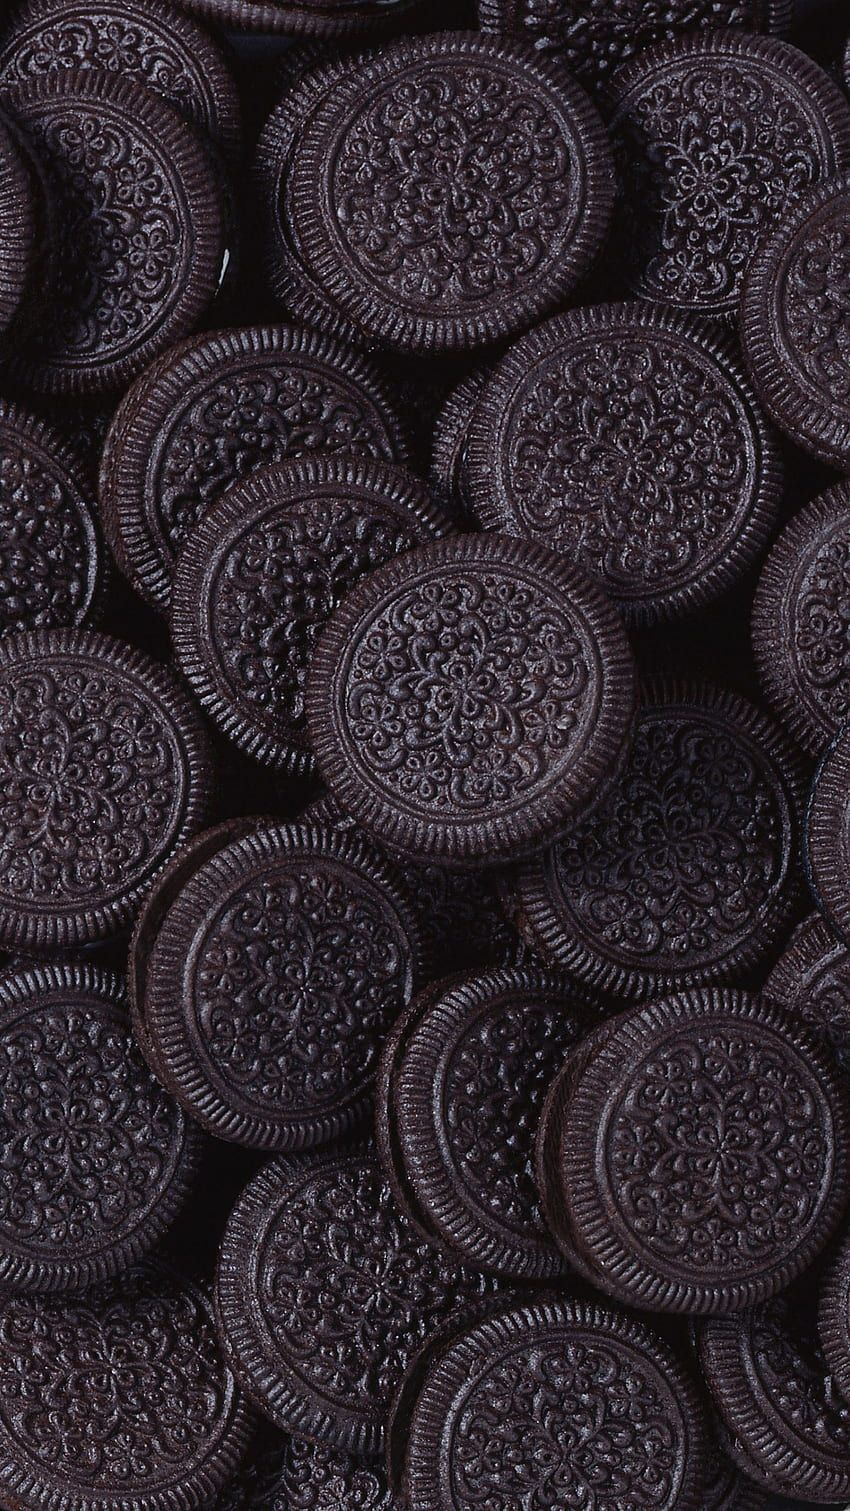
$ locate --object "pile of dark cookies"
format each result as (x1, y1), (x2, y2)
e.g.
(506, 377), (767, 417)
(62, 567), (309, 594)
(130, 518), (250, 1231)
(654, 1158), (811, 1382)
(3, 0), (850, 1507)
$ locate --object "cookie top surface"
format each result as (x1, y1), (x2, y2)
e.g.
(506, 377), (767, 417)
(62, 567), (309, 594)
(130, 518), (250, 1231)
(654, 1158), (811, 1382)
(806, 731), (850, 946)
(0, 1260), (253, 1509)
(99, 323), (411, 614)
(818, 1224), (850, 1408)
(466, 303), (782, 624)
(170, 454), (450, 776)
(752, 482), (850, 754)
(1, 70), (225, 395)
(0, 963), (198, 1293)
(214, 1150), (497, 1457)
(286, 32), (615, 352)
(0, 398), (105, 633)
(546, 990), (850, 1313)
(390, 966), (593, 1278)
(172, 0), (427, 38)
(700, 1292), (850, 1500)
(281, 1439), (396, 1510)
(307, 533), (637, 867)
(405, 1297), (707, 1510)
(764, 915), (850, 1086)
(0, 0), (241, 160)
(607, 31), (850, 318)
(514, 681), (802, 998)
(0, 628), (212, 950)
(0, 111), (36, 333)
(741, 173), (850, 468)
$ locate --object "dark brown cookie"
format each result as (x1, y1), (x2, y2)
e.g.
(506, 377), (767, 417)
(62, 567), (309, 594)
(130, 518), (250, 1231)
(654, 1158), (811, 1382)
(173, 0), (427, 38)
(0, 398), (105, 633)
(466, 303), (781, 624)
(607, 31), (850, 319)
(214, 1150), (498, 1457)
(0, 0), (242, 161)
(700, 1290), (850, 1500)
(281, 1439), (397, 1509)
(170, 454), (449, 775)
(512, 681), (803, 1000)
(0, 1259), (254, 1508)
(281, 33), (615, 353)
(0, 628), (213, 950)
(0, 962), (200, 1294)
(0, 70), (227, 394)
(541, 990), (850, 1313)
(741, 173), (850, 469)
(142, 821), (422, 1150)
(99, 323), (411, 614)
(819, 1225), (850, 1407)
(404, 1297), (707, 1509)
(0, 110), (36, 333)
(807, 731), (850, 947)
(429, 368), (489, 520)
(764, 915), (850, 1085)
(307, 533), (637, 868)
(213, 1434), (287, 1511)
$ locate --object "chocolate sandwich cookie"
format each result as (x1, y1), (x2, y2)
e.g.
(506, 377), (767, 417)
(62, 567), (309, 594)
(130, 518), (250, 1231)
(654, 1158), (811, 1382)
(404, 1298), (707, 1510)
(0, 0), (241, 162)
(466, 304), (782, 625)
(142, 821), (422, 1149)
(512, 681), (803, 1000)
(0, 398), (105, 633)
(279, 33), (614, 353)
(282, 1439), (397, 1510)
(170, 455), (449, 775)
(0, 1259), (254, 1509)
(700, 1291), (850, 1500)
(541, 990), (850, 1313)
(385, 967), (595, 1279)
(213, 1432), (287, 1510)
(99, 324), (410, 614)
(175, 0), (427, 39)
(607, 31), (850, 320)
(0, 628), (212, 951)
(429, 369), (489, 521)
(741, 173), (850, 470)
(214, 1150), (498, 1457)
(764, 916), (850, 1085)
(0, 70), (227, 395)
(0, 963), (200, 1293)
(307, 534), (637, 868)
(819, 1226), (850, 1406)
(752, 482), (850, 754)
(807, 732), (850, 946)
(0, 111), (36, 334)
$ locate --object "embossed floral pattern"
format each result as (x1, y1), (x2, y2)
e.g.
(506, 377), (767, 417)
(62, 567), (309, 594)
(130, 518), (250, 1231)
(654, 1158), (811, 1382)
(779, 204), (850, 403)
(452, 1334), (681, 1507)
(0, 441), (94, 631)
(0, 1270), (227, 1486)
(334, 64), (575, 307)
(748, 1297), (850, 1452)
(283, 1439), (393, 1511)
(512, 0), (752, 84)
(0, 665), (179, 902)
(793, 524), (850, 731)
(347, 571), (592, 816)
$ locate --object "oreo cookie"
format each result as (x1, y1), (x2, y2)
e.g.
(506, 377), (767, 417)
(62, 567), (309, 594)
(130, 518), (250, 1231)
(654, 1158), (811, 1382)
(819, 1225), (850, 1408)
(307, 533), (637, 867)
(806, 731), (850, 946)
(539, 990), (850, 1313)
(0, 110), (37, 334)
(174, 0), (428, 38)
(170, 454), (450, 775)
(214, 1150), (498, 1457)
(0, 628), (212, 950)
(429, 369), (489, 520)
(764, 915), (850, 1085)
(512, 681), (803, 1000)
(607, 31), (850, 319)
(281, 1439), (397, 1509)
(465, 304), (782, 624)
(99, 323), (412, 614)
(741, 173), (850, 469)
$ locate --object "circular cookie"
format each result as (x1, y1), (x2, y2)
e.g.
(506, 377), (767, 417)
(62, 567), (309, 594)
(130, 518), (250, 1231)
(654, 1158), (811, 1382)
(512, 681), (803, 1000)
(0, 398), (105, 633)
(429, 368), (489, 519)
(752, 482), (850, 754)
(0, 628), (213, 951)
(466, 304), (781, 624)
(700, 1291), (850, 1500)
(99, 323), (411, 614)
(214, 1150), (498, 1457)
(284, 33), (615, 353)
(741, 173), (850, 469)
(388, 966), (594, 1279)
(0, 111), (36, 333)
(0, 963), (200, 1293)
(542, 990), (850, 1313)
(764, 915), (850, 1085)
(807, 732), (850, 946)
(404, 1298), (707, 1510)
(281, 1439), (396, 1510)
(0, 0), (241, 161)
(170, 455), (449, 775)
(0, 1260), (253, 1509)
(0, 69), (226, 394)
(819, 1225), (850, 1406)
(607, 31), (850, 319)
(143, 821), (422, 1150)
(307, 533), (637, 868)
(174, 0), (427, 38)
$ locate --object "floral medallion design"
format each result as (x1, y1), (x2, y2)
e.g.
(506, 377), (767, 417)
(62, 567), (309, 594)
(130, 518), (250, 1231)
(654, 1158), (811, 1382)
(605, 1029), (833, 1277)
(792, 521), (850, 732)
(283, 1439), (393, 1511)
(777, 200), (850, 408)
(0, 437), (96, 632)
(746, 1297), (850, 1454)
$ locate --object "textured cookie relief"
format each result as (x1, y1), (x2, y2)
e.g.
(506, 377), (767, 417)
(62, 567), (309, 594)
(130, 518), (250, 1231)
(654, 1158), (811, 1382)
(765, 917), (850, 1084)
(282, 1438), (395, 1510)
